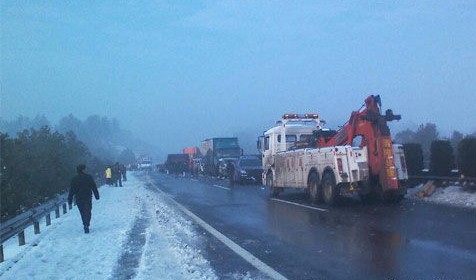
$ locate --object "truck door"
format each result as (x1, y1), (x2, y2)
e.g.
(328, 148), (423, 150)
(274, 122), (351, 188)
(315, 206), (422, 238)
(294, 151), (306, 188)
(274, 153), (287, 187)
(261, 135), (272, 169)
(285, 153), (296, 187)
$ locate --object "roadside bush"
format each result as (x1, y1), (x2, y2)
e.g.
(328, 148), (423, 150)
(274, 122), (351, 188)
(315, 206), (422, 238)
(429, 140), (454, 176)
(458, 137), (476, 177)
(0, 127), (105, 222)
(402, 143), (424, 176)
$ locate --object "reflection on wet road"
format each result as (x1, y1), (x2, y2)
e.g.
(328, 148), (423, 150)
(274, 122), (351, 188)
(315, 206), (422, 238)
(151, 173), (476, 280)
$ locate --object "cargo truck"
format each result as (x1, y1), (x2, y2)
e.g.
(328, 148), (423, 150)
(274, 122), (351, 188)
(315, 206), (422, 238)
(165, 154), (189, 174)
(199, 137), (242, 176)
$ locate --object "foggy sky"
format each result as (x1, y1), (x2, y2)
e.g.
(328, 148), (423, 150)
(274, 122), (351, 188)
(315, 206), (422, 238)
(2, 1), (475, 155)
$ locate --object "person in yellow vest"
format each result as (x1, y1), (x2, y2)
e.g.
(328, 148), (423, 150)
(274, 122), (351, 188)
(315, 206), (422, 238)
(105, 166), (112, 185)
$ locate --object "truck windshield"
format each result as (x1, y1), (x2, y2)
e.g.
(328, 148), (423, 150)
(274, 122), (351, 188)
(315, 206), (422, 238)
(215, 139), (239, 148)
(300, 134), (312, 142)
(217, 149), (241, 157)
(286, 135), (297, 143)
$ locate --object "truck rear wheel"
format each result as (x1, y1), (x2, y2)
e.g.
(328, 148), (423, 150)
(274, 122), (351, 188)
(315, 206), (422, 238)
(322, 172), (338, 206)
(266, 172), (279, 197)
(308, 172), (320, 203)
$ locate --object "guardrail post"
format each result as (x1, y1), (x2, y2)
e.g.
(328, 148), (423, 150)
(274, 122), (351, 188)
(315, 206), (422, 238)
(63, 203), (67, 214)
(34, 221), (40, 234)
(18, 231), (25, 246)
(55, 207), (60, 218)
(0, 244), (4, 263)
(46, 213), (51, 226)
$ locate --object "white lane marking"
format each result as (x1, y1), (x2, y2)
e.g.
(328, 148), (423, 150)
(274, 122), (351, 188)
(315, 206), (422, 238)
(270, 198), (328, 212)
(212, 184), (231, 191)
(154, 187), (288, 280)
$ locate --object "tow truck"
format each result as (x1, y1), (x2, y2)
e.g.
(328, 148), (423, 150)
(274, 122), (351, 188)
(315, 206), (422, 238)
(258, 95), (408, 205)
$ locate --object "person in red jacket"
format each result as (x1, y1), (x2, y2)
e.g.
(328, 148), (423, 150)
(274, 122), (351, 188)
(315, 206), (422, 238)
(68, 164), (100, 233)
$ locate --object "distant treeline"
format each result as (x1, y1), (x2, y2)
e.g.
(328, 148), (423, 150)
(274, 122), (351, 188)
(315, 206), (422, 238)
(0, 127), (106, 221)
(0, 114), (158, 162)
(394, 123), (476, 177)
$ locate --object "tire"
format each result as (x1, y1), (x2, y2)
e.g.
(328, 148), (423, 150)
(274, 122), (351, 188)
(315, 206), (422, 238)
(322, 172), (338, 206)
(266, 172), (279, 197)
(308, 172), (320, 203)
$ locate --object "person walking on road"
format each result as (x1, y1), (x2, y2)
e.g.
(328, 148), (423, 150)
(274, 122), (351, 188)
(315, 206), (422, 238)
(68, 164), (100, 234)
(112, 162), (123, 187)
(227, 160), (235, 187)
(120, 163), (127, 182)
(105, 166), (112, 186)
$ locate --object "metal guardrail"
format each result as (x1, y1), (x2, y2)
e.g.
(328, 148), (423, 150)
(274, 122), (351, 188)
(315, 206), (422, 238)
(0, 193), (71, 263)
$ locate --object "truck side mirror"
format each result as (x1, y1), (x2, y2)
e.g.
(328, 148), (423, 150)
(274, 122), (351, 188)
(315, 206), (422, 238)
(257, 136), (263, 151)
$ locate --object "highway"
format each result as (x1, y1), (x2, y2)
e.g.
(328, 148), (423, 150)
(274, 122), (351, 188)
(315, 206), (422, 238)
(150, 172), (476, 280)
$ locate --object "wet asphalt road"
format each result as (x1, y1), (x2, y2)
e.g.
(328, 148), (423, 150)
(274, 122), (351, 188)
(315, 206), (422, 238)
(150, 172), (476, 280)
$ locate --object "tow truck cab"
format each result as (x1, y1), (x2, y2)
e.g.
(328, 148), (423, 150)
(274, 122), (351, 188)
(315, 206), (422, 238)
(258, 114), (322, 185)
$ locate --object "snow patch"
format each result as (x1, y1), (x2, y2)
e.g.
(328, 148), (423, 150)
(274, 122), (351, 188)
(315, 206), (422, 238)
(406, 184), (476, 209)
(0, 172), (217, 280)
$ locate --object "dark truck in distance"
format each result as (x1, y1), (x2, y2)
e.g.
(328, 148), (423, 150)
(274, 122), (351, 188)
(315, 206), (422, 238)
(199, 137), (242, 176)
(165, 154), (189, 174)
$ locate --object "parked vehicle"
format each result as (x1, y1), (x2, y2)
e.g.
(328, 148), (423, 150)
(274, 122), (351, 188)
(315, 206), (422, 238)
(192, 158), (203, 175)
(199, 137), (242, 176)
(230, 155), (263, 184)
(165, 154), (189, 174)
(137, 156), (152, 170)
(183, 146), (200, 173)
(217, 157), (238, 178)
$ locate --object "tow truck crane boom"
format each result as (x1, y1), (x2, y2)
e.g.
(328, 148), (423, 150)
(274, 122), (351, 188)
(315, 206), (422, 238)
(315, 95), (402, 194)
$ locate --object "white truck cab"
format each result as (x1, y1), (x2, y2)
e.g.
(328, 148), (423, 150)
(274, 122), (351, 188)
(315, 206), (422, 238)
(258, 114), (322, 179)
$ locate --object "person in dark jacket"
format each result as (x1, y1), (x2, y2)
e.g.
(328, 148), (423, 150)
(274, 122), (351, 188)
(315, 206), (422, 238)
(112, 162), (123, 187)
(68, 164), (100, 233)
(226, 160), (235, 186)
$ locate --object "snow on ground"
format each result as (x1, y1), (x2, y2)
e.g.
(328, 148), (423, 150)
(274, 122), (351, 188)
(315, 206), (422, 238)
(405, 183), (476, 209)
(0, 172), (217, 280)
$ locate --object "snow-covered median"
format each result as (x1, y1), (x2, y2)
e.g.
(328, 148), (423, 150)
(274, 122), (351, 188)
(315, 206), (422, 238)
(0, 172), (217, 280)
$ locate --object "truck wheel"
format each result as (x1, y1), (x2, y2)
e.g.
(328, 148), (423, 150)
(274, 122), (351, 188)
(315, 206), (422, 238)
(266, 172), (279, 197)
(308, 172), (320, 203)
(322, 172), (338, 206)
